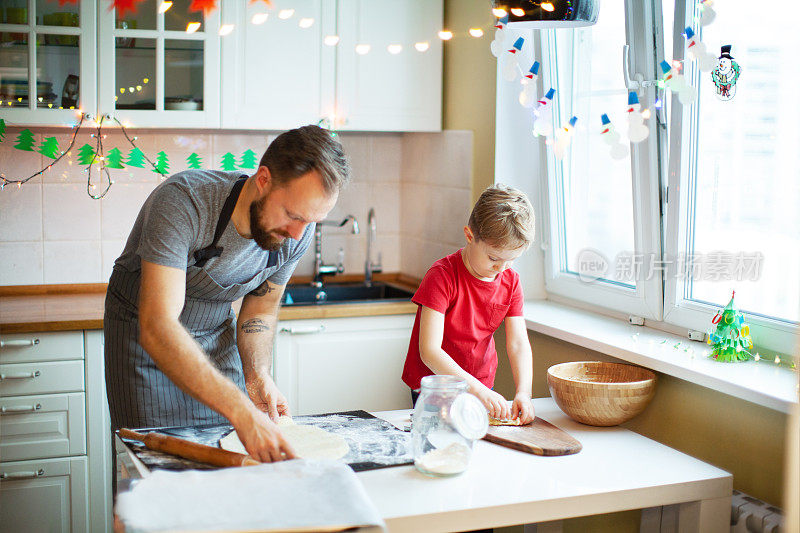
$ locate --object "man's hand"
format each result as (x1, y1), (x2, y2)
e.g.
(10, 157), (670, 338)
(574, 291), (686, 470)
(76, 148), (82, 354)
(245, 374), (290, 421)
(230, 404), (296, 463)
(473, 386), (512, 420)
(511, 393), (535, 425)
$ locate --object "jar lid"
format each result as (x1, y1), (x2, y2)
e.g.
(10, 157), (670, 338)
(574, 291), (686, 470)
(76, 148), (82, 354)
(450, 393), (488, 440)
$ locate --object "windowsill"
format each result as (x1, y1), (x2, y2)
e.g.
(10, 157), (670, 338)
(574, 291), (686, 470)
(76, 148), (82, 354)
(523, 300), (799, 414)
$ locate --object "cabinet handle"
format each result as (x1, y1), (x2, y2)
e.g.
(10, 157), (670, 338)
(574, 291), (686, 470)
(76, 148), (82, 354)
(0, 469), (45, 480)
(0, 338), (40, 348)
(1, 403), (42, 413)
(279, 325), (326, 335)
(0, 370), (41, 380)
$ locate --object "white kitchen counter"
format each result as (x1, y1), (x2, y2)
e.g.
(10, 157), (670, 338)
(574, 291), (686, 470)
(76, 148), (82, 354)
(364, 398), (732, 533)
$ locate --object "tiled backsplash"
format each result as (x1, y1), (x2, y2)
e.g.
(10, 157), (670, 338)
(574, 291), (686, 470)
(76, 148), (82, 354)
(0, 128), (472, 285)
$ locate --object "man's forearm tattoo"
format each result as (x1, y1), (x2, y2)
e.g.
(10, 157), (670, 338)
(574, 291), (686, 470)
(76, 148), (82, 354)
(248, 280), (276, 297)
(240, 318), (270, 333)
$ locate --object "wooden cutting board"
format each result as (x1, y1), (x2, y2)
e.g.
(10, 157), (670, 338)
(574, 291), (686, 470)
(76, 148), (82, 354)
(482, 417), (582, 456)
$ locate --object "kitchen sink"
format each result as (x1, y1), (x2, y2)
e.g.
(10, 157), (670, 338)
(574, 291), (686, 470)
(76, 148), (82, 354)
(282, 281), (414, 305)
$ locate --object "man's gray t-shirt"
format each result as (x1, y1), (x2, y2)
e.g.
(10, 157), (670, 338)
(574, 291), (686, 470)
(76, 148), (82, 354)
(113, 169), (313, 290)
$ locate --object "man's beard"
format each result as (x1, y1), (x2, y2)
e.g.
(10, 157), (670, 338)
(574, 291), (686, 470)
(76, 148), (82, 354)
(249, 195), (289, 251)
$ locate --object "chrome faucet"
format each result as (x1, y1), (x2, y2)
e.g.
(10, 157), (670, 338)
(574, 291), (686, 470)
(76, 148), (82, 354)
(313, 215), (359, 287)
(364, 207), (382, 287)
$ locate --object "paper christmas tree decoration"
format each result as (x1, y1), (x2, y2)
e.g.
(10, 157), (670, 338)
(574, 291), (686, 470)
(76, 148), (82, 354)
(126, 146), (146, 168)
(153, 151), (170, 175)
(38, 137), (60, 159)
(77, 143), (97, 165)
(187, 152), (203, 170)
(106, 147), (126, 169)
(14, 129), (36, 151)
(239, 149), (258, 169)
(0, 118), (6, 141)
(221, 152), (238, 171)
(707, 291), (753, 362)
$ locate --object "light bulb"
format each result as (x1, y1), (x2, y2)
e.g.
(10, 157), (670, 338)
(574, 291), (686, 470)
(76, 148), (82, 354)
(541, 2), (555, 12)
(414, 41), (429, 52)
(511, 8), (525, 16)
(278, 9), (294, 19)
(469, 28), (484, 38)
(298, 18), (314, 28)
(186, 22), (201, 33)
(252, 13), (269, 24)
(438, 30), (453, 41)
(218, 24), (234, 36)
(355, 44), (371, 55)
(324, 35), (340, 46)
(387, 44), (402, 54)
(492, 8), (507, 17)
(158, 1), (172, 14)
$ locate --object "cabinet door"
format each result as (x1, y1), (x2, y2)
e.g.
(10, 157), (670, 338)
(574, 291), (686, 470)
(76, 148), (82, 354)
(220, 0), (336, 130)
(336, 0), (442, 132)
(0, 0), (96, 125)
(275, 315), (414, 415)
(97, 0), (221, 128)
(0, 456), (88, 533)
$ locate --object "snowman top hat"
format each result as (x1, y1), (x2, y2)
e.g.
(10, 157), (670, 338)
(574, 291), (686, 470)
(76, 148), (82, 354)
(719, 45), (734, 59)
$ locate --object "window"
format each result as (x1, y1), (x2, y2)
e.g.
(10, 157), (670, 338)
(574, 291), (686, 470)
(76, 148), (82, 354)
(664, 0), (800, 353)
(539, 0), (663, 319)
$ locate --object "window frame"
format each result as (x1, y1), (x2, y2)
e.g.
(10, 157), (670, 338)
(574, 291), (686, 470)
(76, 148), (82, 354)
(538, 0), (664, 320)
(661, 0), (799, 355)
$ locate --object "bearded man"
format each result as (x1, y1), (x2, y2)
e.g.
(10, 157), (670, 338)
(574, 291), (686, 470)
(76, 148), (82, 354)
(104, 126), (349, 462)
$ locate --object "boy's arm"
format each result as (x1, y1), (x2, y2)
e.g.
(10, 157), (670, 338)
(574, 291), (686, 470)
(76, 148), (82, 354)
(418, 306), (511, 419)
(505, 316), (535, 424)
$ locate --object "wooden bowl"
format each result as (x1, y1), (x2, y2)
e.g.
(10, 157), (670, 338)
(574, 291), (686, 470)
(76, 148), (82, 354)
(547, 362), (656, 426)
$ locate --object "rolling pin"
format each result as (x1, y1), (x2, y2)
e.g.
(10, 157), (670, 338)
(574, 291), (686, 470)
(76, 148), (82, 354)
(119, 428), (260, 468)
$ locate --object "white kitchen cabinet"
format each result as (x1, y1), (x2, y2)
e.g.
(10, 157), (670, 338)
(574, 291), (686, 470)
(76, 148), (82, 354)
(0, 330), (111, 533)
(274, 314), (415, 415)
(221, 0), (442, 132)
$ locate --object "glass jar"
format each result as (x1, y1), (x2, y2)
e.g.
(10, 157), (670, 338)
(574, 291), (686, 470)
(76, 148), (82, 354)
(411, 375), (489, 476)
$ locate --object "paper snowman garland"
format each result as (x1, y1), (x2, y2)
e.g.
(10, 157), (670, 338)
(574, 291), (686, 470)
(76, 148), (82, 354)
(553, 116), (578, 160)
(711, 45), (740, 100)
(502, 37), (525, 82)
(490, 15), (509, 58)
(626, 92), (650, 143)
(684, 27), (717, 71)
(519, 61), (540, 108)
(601, 114), (629, 160)
(660, 60), (697, 105)
(532, 88), (556, 138)
(699, 0), (716, 26)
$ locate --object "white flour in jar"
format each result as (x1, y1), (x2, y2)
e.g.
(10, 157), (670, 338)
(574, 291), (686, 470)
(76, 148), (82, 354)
(416, 443), (471, 475)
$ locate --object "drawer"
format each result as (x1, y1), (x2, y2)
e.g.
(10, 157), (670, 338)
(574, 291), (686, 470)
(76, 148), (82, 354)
(0, 361), (84, 397)
(0, 456), (88, 533)
(1, 393), (87, 461)
(0, 331), (84, 364)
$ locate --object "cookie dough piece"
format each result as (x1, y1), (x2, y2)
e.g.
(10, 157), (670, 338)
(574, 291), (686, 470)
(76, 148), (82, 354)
(489, 416), (524, 426)
(220, 424), (350, 460)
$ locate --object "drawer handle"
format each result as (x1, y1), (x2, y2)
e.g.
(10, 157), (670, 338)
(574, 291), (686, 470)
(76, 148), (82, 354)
(1, 403), (42, 413)
(0, 370), (41, 380)
(0, 469), (45, 480)
(279, 325), (326, 335)
(0, 338), (40, 348)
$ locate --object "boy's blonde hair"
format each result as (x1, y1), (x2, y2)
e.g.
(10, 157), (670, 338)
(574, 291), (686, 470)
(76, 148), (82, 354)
(468, 184), (535, 249)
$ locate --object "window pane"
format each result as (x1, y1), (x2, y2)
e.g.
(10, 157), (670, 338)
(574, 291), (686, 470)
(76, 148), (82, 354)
(0, 32), (29, 108)
(115, 38), (156, 110)
(165, 39), (203, 110)
(164, 0), (203, 32)
(116, 0), (156, 30)
(552, 0), (635, 286)
(685, 5), (800, 323)
(37, 0), (80, 26)
(36, 35), (80, 109)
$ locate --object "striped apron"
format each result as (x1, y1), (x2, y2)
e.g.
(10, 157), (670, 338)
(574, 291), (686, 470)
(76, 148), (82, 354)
(104, 179), (277, 430)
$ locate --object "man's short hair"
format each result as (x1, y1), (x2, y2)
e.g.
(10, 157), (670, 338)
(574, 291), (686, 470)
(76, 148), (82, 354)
(468, 184), (535, 249)
(259, 125), (351, 194)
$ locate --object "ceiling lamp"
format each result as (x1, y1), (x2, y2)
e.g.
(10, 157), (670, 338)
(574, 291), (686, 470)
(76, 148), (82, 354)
(491, 0), (599, 29)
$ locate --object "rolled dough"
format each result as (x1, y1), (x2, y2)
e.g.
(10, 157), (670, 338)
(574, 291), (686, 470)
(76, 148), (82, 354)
(220, 420), (350, 460)
(489, 416), (523, 426)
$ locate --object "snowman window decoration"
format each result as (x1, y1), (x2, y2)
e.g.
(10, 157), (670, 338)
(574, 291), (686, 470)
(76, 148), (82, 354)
(711, 45), (741, 100)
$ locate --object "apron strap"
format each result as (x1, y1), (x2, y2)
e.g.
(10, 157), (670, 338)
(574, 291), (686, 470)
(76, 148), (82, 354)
(193, 176), (248, 268)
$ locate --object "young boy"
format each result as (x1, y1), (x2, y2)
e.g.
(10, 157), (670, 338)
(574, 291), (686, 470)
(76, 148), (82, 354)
(402, 184), (536, 424)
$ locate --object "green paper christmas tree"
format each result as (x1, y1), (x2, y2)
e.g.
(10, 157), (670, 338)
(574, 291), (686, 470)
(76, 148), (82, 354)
(707, 291), (753, 362)
(106, 147), (125, 169)
(38, 136), (60, 159)
(14, 129), (35, 151)
(126, 147), (146, 168)
(187, 152), (203, 170)
(77, 143), (97, 165)
(221, 152), (237, 171)
(239, 149), (257, 169)
(0, 118), (6, 141)
(153, 151), (170, 175)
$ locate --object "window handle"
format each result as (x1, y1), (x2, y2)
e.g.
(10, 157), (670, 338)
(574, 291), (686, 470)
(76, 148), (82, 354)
(622, 44), (659, 91)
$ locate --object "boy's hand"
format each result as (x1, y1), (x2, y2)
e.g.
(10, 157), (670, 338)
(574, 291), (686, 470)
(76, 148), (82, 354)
(473, 386), (512, 420)
(511, 394), (535, 425)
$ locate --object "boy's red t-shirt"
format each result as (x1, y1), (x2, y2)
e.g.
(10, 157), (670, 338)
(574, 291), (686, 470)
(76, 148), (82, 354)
(402, 249), (524, 390)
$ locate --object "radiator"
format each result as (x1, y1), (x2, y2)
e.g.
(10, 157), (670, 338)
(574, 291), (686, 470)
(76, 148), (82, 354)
(731, 490), (785, 533)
